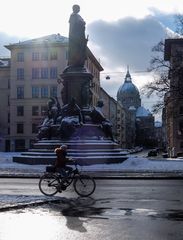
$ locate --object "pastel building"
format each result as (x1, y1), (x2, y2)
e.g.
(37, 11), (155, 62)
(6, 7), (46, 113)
(0, 34), (103, 151)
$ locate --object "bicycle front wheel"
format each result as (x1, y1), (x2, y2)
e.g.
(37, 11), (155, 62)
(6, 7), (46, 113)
(73, 175), (96, 197)
(39, 173), (59, 196)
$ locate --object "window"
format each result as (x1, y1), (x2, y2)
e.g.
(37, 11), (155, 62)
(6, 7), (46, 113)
(17, 123), (24, 134)
(32, 68), (39, 79)
(41, 86), (48, 98)
(41, 52), (48, 60)
(8, 79), (10, 89)
(17, 68), (24, 80)
(17, 52), (24, 62)
(180, 106), (183, 115)
(8, 113), (10, 123)
(41, 106), (47, 116)
(50, 51), (57, 60)
(17, 86), (24, 99)
(41, 67), (48, 79)
(50, 86), (57, 97)
(32, 106), (39, 116)
(50, 67), (57, 79)
(17, 106), (24, 116)
(32, 52), (39, 61)
(15, 139), (25, 151)
(32, 123), (38, 134)
(178, 121), (183, 135)
(32, 86), (39, 98)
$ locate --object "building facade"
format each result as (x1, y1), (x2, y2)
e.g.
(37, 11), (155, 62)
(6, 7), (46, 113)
(164, 38), (183, 157)
(100, 87), (127, 147)
(0, 34), (103, 151)
(0, 58), (10, 151)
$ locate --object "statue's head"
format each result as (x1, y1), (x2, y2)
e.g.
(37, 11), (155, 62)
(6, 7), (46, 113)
(72, 4), (80, 13)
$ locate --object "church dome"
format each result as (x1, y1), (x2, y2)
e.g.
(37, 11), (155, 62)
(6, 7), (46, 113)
(117, 68), (141, 109)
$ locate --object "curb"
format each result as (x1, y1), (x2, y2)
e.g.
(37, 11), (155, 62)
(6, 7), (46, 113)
(1, 171), (183, 179)
(0, 198), (61, 212)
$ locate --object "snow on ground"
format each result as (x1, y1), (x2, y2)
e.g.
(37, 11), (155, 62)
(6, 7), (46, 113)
(1, 152), (183, 172)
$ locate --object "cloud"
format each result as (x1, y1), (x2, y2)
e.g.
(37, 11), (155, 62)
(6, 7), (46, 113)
(0, 32), (22, 56)
(87, 14), (174, 120)
(87, 15), (167, 71)
(149, 8), (177, 31)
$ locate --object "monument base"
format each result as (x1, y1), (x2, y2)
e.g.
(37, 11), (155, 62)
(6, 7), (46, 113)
(13, 137), (128, 166)
(60, 67), (93, 108)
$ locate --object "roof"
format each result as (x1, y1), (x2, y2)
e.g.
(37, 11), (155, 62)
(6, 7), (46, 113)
(5, 34), (68, 50)
(117, 69), (140, 97)
(136, 106), (151, 117)
(5, 34), (103, 71)
(118, 81), (139, 95)
(155, 121), (162, 127)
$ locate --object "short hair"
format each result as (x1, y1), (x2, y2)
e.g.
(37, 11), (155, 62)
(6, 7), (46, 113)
(61, 144), (67, 150)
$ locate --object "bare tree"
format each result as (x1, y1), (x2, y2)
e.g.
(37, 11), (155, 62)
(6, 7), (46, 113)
(175, 14), (183, 35)
(141, 40), (170, 113)
(142, 35), (183, 114)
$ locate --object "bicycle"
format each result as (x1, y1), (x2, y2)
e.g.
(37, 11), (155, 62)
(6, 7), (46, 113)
(39, 161), (96, 197)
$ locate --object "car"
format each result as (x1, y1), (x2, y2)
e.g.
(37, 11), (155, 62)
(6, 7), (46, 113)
(148, 149), (158, 157)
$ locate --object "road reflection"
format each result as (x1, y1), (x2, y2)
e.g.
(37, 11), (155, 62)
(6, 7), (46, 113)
(1, 196), (183, 240)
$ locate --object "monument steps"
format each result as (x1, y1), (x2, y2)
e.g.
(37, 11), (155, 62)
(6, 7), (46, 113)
(13, 139), (128, 165)
(13, 155), (127, 166)
(28, 148), (123, 153)
(21, 151), (127, 157)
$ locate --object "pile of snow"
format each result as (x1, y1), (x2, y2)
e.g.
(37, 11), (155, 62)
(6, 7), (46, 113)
(83, 157), (183, 172)
(1, 152), (183, 173)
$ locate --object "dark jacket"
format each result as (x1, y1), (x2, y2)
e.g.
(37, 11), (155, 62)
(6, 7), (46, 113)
(54, 148), (67, 168)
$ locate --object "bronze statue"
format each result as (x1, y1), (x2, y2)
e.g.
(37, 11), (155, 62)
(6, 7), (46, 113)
(68, 4), (88, 67)
(90, 100), (114, 141)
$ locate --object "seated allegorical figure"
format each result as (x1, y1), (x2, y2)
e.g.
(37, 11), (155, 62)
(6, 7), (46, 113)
(59, 98), (83, 138)
(90, 100), (114, 141)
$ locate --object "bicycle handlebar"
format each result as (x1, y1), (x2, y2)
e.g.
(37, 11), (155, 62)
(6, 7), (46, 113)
(68, 158), (77, 165)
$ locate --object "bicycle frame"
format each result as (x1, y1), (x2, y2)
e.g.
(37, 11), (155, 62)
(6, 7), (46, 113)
(54, 163), (81, 188)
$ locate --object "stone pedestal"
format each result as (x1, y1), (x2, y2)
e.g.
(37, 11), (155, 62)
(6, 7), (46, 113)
(60, 67), (93, 108)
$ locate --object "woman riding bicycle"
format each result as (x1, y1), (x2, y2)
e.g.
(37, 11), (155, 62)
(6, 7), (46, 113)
(54, 145), (73, 177)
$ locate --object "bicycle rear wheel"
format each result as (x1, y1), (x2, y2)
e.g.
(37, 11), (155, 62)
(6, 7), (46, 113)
(73, 175), (96, 197)
(39, 173), (59, 196)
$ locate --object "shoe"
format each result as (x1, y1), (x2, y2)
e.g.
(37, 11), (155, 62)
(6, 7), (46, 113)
(61, 183), (67, 190)
(56, 185), (62, 192)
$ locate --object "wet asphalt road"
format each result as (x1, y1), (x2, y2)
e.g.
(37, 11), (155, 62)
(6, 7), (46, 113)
(1, 178), (183, 239)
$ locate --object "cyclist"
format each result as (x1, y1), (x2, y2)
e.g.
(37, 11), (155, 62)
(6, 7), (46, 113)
(54, 145), (73, 178)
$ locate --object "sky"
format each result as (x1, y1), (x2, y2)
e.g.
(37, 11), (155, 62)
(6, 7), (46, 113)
(0, 0), (183, 120)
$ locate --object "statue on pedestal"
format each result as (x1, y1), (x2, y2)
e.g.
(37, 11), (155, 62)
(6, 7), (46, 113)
(36, 5), (114, 142)
(67, 4), (88, 68)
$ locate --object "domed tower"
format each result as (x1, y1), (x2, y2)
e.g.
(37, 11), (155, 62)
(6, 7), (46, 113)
(117, 68), (141, 110)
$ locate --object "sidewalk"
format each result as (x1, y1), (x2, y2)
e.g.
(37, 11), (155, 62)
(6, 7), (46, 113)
(0, 194), (61, 212)
(1, 152), (183, 179)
